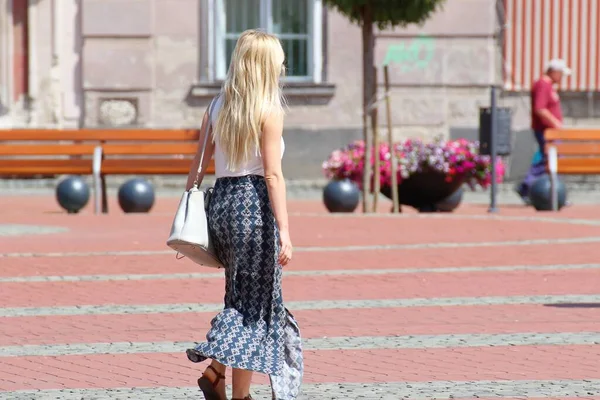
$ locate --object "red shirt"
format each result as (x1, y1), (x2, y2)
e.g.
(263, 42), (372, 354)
(531, 77), (563, 131)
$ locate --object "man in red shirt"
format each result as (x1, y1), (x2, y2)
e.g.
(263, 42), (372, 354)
(516, 58), (570, 204)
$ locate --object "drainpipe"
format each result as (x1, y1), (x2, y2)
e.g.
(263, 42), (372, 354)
(51, 0), (63, 128)
(0, 0), (10, 113)
(4, 0), (15, 123)
(25, 0), (37, 124)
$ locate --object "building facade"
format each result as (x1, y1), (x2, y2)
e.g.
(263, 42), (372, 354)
(1, 0), (599, 179)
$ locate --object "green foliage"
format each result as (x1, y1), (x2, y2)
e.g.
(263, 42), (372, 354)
(323, 0), (446, 29)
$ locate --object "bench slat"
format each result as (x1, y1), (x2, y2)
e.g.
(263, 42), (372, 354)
(0, 143), (199, 156)
(547, 143), (600, 155)
(0, 129), (200, 141)
(546, 129), (600, 141)
(0, 159), (93, 175)
(102, 143), (198, 155)
(557, 158), (600, 174)
(102, 159), (215, 175)
(0, 129), (216, 177)
(0, 144), (97, 156)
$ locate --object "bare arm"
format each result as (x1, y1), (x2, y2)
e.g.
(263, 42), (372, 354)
(186, 110), (216, 190)
(261, 111), (292, 265)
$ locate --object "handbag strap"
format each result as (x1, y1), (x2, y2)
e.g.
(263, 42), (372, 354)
(193, 96), (218, 188)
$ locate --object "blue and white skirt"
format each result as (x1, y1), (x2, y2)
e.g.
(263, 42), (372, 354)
(186, 175), (303, 400)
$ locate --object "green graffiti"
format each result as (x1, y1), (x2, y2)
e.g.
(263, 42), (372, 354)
(382, 35), (436, 72)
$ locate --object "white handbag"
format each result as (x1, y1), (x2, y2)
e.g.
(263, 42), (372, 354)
(166, 99), (223, 268)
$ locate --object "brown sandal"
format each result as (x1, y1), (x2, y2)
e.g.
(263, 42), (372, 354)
(197, 365), (226, 400)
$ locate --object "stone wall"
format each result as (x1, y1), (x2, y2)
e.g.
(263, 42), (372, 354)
(4, 0), (600, 185)
(370, 0), (498, 142)
(81, 0), (203, 128)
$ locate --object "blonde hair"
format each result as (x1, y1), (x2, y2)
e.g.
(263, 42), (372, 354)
(213, 29), (286, 171)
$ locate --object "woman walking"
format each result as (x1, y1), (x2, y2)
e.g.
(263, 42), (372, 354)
(184, 29), (303, 400)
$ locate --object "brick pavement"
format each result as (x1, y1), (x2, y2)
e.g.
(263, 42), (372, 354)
(5, 245), (600, 275)
(2, 305), (599, 346)
(2, 345), (600, 391)
(2, 269), (600, 308)
(1, 194), (600, 399)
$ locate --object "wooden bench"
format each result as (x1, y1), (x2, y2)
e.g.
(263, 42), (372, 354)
(545, 128), (600, 210)
(0, 129), (215, 214)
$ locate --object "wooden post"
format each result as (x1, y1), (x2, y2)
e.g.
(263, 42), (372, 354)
(384, 65), (400, 213)
(371, 66), (380, 212)
(12, 0), (29, 103)
(361, 8), (375, 214)
(361, 108), (371, 213)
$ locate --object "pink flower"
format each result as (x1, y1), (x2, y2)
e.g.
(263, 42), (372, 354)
(322, 137), (504, 190)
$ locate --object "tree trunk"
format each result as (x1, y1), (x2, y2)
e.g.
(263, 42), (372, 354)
(361, 6), (375, 213)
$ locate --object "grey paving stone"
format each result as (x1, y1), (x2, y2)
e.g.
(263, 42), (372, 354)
(2, 294), (599, 318)
(3, 380), (600, 400)
(0, 224), (68, 237)
(1, 263), (599, 283)
(1, 332), (599, 357)
(4, 235), (600, 259)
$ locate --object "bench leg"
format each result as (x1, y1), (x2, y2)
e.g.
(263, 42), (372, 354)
(101, 175), (108, 214)
(93, 174), (101, 215)
(92, 145), (103, 215)
(550, 172), (558, 211)
(547, 146), (559, 211)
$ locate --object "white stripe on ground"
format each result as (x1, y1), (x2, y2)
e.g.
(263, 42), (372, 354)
(0, 224), (69, 237)
(3, 236), (600, 258)
(1, 294), (598, 318)
(290, 211), (600, 227)
(282, 236), (600, 252)
(6, 380), (600, 399)
(0, 263), (598, 283)
(1, 332), (599, 357)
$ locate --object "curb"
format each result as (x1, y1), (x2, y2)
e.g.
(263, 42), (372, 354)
(3, 176), (600, 203)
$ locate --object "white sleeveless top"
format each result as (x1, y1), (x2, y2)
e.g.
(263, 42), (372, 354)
(210, 95), (285, 178)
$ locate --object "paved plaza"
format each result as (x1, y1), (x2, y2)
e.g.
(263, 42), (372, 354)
(0, 193), (599, 399)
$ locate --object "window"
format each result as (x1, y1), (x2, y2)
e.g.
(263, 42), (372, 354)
(212, 0), (323, 83)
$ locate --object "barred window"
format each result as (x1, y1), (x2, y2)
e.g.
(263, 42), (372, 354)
(214, 0), (322, 82)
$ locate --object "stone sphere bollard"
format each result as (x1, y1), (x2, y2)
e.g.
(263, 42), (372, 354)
(323, 179), (360, 213)
(56, 176), (90, 214)
(118, 178), (156, 213)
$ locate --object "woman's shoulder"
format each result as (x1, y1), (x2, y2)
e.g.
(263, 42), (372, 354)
(209, 93), (224, 121)
(261, 109), (284, 133)
(263, 105), (285, 122)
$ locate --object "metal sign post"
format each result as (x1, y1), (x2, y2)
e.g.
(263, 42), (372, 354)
(489, 85), (498, 213)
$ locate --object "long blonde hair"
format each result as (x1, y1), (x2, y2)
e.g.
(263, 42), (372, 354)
(214, 29), (286, 171)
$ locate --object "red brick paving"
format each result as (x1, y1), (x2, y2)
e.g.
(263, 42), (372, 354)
(1, 345), (599, 391)
(1, 304), (598, 346)
(1, 269), (598, 308)
(3, 207), (600, 255)
(1, 194), (600, 396)
(4, 242), (600, 277)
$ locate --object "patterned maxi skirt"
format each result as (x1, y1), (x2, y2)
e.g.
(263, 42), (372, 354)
(186, 175), (303, 400)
